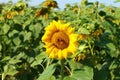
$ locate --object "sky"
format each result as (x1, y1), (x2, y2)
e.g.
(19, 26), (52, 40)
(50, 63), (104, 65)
(0, 0), (120, 9)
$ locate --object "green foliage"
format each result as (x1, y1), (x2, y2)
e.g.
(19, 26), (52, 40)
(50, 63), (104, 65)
(37, 64), (56, 80)
(0, 0), (120, 80)
(114, 0), (120, 3)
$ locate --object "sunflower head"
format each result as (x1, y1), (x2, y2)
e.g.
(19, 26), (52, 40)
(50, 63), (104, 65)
(34, 8), (49, 18)
(43, 0), (58, 9)
(42, 20), (78, 60)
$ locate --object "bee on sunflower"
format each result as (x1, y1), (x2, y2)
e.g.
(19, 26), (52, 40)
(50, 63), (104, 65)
(42, 20), (79, 60)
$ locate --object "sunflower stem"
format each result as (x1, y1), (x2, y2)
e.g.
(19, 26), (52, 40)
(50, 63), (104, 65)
(60, 60), (64, 80)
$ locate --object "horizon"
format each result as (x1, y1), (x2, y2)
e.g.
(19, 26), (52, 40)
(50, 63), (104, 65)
(0, 0), (120, 9)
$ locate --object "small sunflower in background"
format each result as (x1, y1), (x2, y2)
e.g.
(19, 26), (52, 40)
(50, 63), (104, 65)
(73, 53), (86, 61)
(43, 0), (58, 9)
(34, 7), (49, 19)
(78, 34), (90, 40)
(92, 28), (103, 38)
(72, 4), (78, 13)
(6, 11), (18, 19)
(42, 20), (78, 60)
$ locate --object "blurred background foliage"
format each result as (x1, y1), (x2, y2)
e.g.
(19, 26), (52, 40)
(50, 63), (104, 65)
(0, 0), (120, 80)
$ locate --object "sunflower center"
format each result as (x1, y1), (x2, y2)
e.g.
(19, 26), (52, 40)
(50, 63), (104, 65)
(51, 31), (69, 50)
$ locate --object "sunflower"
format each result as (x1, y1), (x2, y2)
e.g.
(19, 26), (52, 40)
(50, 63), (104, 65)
(42, 20), (78, 60)
(34, 8), (49, 19)
(43, 0), (58, 9)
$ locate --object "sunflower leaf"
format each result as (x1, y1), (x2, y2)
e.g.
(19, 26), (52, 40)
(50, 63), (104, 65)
(71, 66), (93, 80)
(37, 64), (56, 80)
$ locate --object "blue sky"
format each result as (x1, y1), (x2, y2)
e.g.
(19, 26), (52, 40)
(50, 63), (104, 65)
(0, 0), (120, 9)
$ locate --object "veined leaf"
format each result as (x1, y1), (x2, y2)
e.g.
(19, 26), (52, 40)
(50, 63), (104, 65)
(2, 24), (10, 34)
(31, 52), (46, 67)
(37, 64), (56, 80)
(71, 66), (93, 80)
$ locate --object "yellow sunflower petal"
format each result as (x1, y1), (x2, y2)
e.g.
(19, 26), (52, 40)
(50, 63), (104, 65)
(58, 50), (63, 60)
(42, 20), (79, 60)
(49, 51), (55, 58)
(62, 49), (68, 59)
(46, 46), (55, 54)
(67, 27), (74, 34)
(69, 33), (78, 42)
(68, 43), (77, 54)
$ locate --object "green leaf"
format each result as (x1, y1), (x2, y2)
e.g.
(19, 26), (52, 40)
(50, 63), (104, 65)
(13, 16), (24, 24)
(4, 64), (18, 76)
(13, 37), (21, 46)
(8, 30), (19, 38)
(29, 23), (42, 39)
(106, 43), (117, 57)
(78, 27), (90, 34)
(78, 44), (88, 52)
(37, 64), (56, 80)
(15, 52), (25, 60)
(106, 43), (116, 51)
(1, 56), (11, 62)
(31, 52), (46, 67)
(46, 76), (56, 80)
(95, 63), (103, 70)
(109, 60), (118, 70)
(2, 24), (10, 34)
(64, 76), (76, 80)
(24, 31), (32, 41)
(71, 66), (93, 80)
(68, 60), (82, 71)
(9, 58), (21, 64)
(23, 19), (33, 27)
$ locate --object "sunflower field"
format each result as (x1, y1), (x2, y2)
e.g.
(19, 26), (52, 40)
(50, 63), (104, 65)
(0, 0), (120, 80)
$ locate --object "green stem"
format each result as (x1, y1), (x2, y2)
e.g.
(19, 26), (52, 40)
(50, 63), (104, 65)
(88, 40), (94, 55)
(60, 60), (64, 80)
